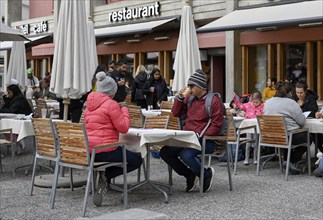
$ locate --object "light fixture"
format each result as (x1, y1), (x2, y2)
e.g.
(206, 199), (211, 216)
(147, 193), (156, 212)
(299, 22), (322, 28)
(127, 39), (141, 43)
(103, 41), (116, 45)
(154, 36), (170, 41)
(256, 26), (277, 32)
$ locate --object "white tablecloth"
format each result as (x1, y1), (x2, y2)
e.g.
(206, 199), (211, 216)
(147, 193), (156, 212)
(119, 128), (201, 157)
(304, 119), (323, 133)
(141, 109), (162, 117)
(0, 118), (34, 141)
(46, 100), (60, 110)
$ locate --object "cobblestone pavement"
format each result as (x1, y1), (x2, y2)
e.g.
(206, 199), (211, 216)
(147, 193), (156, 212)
(0, 147), (322, 220)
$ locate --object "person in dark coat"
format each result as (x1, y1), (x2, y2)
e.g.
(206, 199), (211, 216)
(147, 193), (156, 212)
(0, 84), (33, 115)
(109, 60), (127, 103)
(294, 81), (318, 118)
(131, 65), (148, 109)
(143, 68), (168, 109)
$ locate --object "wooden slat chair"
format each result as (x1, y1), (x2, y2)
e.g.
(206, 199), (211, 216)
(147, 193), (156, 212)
(127, 104), (144, 128)
(30, 118), (58, 195)
(79, 109), (85, 123)
(161, 110), (181, 130)
(50, 122), (128, 217)
(199, 116), (233, 193)
(160, 101), (174, 110)
(226, 115), (258, 175)
(0, 128), (15, 177)
(256, 115), (311, 180)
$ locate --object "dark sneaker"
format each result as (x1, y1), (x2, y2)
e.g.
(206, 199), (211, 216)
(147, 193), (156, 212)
(185, 172), (198, 192)
(283, 161), (301, 175)
(203, 167), (214, 193)
(93, 172), (107, 207)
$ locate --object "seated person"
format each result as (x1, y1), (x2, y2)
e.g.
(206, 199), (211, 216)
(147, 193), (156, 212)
(84, 72), (142, 206)
(262, 77), (277, 102)
(0, 84), (33, 115)
(293, 81), (318, 118)
(33, 80), (56, 100)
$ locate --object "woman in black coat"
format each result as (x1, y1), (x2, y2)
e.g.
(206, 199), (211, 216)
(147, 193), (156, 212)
(131, 65), (148, 109)
(0, 84), (33, 115)
(143, 68), (168, 109)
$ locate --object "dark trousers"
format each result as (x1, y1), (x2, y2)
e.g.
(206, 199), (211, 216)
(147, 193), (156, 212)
(94, 146), (142, 180)
(284, 132), (311, 163)
(160, 140), (216, 178)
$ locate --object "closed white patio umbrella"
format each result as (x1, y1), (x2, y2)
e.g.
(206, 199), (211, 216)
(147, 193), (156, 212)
(87, 19), (98, 75)
(172, 5), (201, 94)
(6, 41), (27, 92)
(50, 1), (93, 121)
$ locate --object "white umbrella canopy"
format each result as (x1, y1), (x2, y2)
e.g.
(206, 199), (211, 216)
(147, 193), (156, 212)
(172, 5), (201, 94)
(0, 23), (29, 41)
(87, 20), (98, 75)
(6, 41), (27, 92)
(50, 1), (92, 121)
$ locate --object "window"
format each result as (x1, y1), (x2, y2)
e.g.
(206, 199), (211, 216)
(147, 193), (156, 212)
(247, 45), (267, 94)
(284, 43), (306, 84)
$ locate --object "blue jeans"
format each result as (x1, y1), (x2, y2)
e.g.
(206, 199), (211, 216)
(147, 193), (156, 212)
(94, 146), (142, 180)
(160, 140), (216, 179)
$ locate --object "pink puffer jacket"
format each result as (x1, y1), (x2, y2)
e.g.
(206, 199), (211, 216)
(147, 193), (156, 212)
(235, 101), (264, 119)
(85, 92), (130, 154)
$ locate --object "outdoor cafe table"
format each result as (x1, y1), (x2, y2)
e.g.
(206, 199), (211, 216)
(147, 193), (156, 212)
(119, 128), (201, 202)
(141, 109), (171, 118)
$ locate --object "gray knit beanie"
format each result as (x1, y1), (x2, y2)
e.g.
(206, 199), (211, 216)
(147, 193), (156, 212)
(187, 69), (207, 89)
(96, 71), (117, 96)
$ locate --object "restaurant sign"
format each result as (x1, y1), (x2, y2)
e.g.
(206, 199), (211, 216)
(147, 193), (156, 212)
(19, 21), (48, 35)
(108, 1), (160, 22)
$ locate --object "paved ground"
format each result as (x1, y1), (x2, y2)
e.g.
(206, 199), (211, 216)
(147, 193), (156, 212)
(0, 146), (322, 220)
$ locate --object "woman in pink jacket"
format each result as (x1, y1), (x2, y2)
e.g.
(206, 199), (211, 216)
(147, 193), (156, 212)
(85, 72), (142, 206)
(234, 91), (264, 165)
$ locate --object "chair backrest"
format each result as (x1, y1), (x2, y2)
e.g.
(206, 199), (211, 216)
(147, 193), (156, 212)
(257, 115), (288, 146)
(35, 99), (49, 118)
(144, 115), (169, 129)
(226, 115), (236, 142)
(127, 104), (144, 128)
(31, 118), (57, 158)
(161, 110), (181, 130)
(160, 101), (174, 110)
(79, 109), (85, 123)
(54, 122), (90, 166)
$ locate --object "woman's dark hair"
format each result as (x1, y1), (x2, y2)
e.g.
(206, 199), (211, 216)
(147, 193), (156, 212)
(7, 84), (23, 97)
(151, 68), (160, 75)
(275, 81), (293, 97)
(271, 77), (277, 84)
(295, 81), (308, 91)
(92, 64), (106, 80)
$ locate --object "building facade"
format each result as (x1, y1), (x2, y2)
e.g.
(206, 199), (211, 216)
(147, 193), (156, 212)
(1, 0), (322, 102)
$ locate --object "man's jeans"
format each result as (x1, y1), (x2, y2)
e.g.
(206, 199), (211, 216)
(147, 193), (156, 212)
(160, 139), (216, 178)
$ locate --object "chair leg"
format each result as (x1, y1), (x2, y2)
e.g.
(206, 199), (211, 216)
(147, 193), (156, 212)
(30, 156), (38, 196)
(233, 144), (240, 175)
(121, 145), (128, 209)
(168, 165), (173, 186)
(307, 133), (312, 176)
(256, 143), (261, 176)
(11, 143), (16, 177)
(199, 139), (206, 194)
(50, 164), (60, 209)
(225, 143), (233, 191)
(82, 169), (92, 217)
(70, 168), (74, 191)
(137, 165), (141, 182)
(285, 148), (292, 181)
